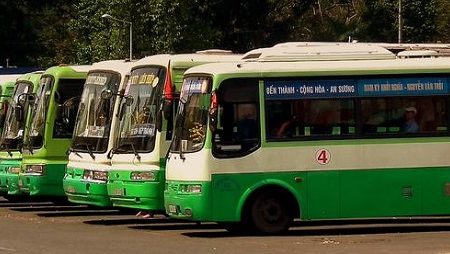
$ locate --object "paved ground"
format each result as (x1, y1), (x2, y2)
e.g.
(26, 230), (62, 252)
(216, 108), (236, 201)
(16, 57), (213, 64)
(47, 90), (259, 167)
(1, 196), (450, 254)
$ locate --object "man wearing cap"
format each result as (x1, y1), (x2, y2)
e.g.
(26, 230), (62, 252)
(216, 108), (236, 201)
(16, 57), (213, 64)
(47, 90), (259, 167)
(404, 106), (419, 133)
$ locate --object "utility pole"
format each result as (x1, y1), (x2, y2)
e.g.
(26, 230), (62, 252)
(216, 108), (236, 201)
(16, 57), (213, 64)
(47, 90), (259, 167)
(398, 0), (402, 43)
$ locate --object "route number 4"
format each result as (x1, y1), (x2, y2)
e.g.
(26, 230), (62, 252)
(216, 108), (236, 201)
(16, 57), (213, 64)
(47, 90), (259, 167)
(316, 149), (331, 165)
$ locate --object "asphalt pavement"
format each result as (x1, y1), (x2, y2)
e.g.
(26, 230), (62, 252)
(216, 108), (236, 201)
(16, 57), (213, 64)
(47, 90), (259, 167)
(1, 196), (450, 254)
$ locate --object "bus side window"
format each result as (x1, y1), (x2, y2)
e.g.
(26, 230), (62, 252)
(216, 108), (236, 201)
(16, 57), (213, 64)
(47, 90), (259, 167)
(266, 98), (355, 140)
(212, 78), (260, 158)
(362, 97), (448, 135)
(53, 79), (85, 139)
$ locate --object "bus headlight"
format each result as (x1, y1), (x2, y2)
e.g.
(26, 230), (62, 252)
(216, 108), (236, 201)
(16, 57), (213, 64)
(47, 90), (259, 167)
(130, 171), (156, 181)
(26, 165), (45, 175)
(82, 170), (108, 182)
(93, 171), (108, 181)
(82, 170), (93, 180)
(8, 167), (21, 174)
(180, 184), (202, 193)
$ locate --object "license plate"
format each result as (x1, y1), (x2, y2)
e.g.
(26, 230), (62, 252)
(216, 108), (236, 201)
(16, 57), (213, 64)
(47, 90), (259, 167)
(66, 186), (75, 193)
(114, 188), (124, 196)
(168, 204), (177, 214)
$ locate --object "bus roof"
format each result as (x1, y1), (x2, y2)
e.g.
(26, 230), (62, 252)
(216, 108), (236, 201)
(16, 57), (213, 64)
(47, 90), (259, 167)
(132, 52), (242, 70)
(89, 60), (134, 76)
(242, 44), (396, 62)
(273, 42), (450, 57)
(0, 74), (21, 83)
(16, 71), (44, 84)
(43, 65), (91, 78)
(183, 57), (450, 80)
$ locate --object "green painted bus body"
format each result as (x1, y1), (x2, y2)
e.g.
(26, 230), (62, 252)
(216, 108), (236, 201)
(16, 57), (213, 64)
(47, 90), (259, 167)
(164, 57), (450, 233)
(166, 165), (450, 222)
(63, 60), (134, 207)
(19, 66), (88, 197)
(0, 80), (16, 195)
(106, 64), (188, 211)
(64, 167), (112, 206)
(107, 159), (166, 210)
(107, 53), (241, 211)
(0, 73), (43, 197)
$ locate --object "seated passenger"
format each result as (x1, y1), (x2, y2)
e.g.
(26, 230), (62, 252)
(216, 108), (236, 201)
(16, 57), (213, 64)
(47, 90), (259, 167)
(403, 106), (419, 133)
(276, 116), (301, 138)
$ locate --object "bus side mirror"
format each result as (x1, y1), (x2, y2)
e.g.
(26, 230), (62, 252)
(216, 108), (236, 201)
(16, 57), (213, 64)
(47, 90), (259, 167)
(162, 99), (173, 120)
(124, 96), (133, 106)
(209, 91), (218, 133)
(209, 108), (218, 133)
(14, 105), (24, 122)
(17, 93), (35, 107)
(155, 97), (167, 132)
(118, 95), (133, 120)
(101, 89), (113, 100)
(156, 110), (163, 132)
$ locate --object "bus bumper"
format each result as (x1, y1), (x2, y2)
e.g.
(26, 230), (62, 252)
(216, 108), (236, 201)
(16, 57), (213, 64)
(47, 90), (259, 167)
(0, 160), (21, 195)
(0, 173), (7, 194)
(63, 168), (110, 207)
(6, 173), (22, 195)
(19, 173), (65, 197)
(164, 181), (212, 221)
(107, 179), (164, 211)
(0, 167), (9, 194)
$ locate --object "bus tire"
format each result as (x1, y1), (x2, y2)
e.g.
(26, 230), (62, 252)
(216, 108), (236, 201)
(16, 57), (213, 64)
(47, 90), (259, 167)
(249, 190), (292, 234)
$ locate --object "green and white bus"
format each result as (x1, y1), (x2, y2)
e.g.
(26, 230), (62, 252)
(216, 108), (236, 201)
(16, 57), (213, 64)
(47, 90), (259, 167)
(106, 52), (242, 213)
(0, 78), (16, 197)
(164, 45), (450, 234)
(63, 60), (134, 206)
(18, 66), (89, 197)
(0, 72), (43, 198)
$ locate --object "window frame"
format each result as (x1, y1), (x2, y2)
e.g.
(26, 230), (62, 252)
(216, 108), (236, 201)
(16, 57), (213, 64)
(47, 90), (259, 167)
(263, 74), (450, 143)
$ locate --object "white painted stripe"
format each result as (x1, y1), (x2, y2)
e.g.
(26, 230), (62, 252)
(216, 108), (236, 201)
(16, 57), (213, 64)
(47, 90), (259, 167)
(0, 246), (16, 252)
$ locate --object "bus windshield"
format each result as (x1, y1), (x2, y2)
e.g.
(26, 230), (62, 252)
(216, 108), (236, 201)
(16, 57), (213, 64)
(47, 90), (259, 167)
(0, 82), (33, 150)
(72, 72), (120, 153)
(171, 76), (210, 153)
(28, 76), (53, 149)
(115, 67), (165, 153)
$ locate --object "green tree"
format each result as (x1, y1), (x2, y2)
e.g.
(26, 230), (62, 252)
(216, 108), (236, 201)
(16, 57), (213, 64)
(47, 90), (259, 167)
(402, 0), (437, 42)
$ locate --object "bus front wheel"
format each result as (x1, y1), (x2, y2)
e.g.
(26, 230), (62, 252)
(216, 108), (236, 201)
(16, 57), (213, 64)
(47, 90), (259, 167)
(250, 191), (292, 234)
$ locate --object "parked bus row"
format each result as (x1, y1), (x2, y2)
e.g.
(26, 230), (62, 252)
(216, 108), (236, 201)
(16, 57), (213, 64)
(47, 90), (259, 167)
(1, 42), (450, 234)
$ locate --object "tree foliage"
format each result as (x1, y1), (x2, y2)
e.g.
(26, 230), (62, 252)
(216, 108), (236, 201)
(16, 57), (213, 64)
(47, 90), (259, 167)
(0, 0), (448, 67)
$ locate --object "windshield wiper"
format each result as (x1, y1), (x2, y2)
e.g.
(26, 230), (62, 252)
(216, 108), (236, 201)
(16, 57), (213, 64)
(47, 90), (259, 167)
(74, 142), (95, 160)
(119, 141), (141, 162)
(5, 147), (13, 157)
(68, 148), (83, 158)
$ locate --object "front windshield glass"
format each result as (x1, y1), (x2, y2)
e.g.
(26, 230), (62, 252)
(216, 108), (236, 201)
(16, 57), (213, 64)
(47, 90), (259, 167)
(28, 76), (53, 149)
(0, 82), (33, 150)
(115, 67), (165, 153)
(72, 72), (120, 153)
(170, 76), (211, 153)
